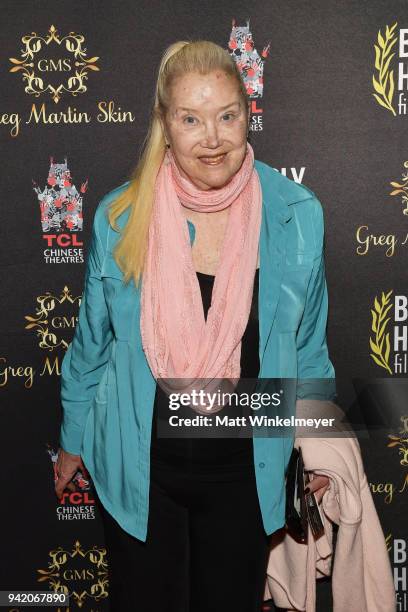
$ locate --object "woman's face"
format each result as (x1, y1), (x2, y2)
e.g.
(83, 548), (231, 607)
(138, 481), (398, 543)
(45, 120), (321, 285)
(161, 70), (250, 190)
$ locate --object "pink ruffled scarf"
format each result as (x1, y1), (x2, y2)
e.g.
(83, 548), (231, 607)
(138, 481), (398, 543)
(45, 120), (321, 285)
(140, 142), (262, 401)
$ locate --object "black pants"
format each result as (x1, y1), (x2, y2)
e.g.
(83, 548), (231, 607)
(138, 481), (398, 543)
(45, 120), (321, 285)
(95, 437), (272, 612)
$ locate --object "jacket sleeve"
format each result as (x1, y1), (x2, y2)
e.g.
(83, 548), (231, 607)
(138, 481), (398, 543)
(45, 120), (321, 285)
(59, 203), (114, 455)
(295, 197), (337, 402)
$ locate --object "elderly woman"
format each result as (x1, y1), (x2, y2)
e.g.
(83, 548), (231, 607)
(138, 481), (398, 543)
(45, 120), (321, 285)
(55, 40), (334, 611)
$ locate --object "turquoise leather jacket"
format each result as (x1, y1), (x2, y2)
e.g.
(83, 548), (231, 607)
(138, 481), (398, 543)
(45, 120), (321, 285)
(59, 159), (336, 541)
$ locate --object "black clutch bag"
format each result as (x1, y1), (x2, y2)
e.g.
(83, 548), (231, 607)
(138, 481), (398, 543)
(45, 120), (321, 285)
(285, 446), (325, 542)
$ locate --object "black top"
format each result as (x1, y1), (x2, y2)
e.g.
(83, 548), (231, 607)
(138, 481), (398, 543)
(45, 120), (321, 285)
(150, 268), (260, 476)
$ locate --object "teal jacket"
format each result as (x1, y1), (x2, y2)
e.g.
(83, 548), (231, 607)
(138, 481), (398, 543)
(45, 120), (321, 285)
(59, 160), (336, 541)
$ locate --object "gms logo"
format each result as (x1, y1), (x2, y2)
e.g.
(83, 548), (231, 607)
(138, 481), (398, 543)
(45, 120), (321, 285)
(372, 22), (408, 116)
(390, 161), (408, 215)
(37, 540), (109, 608)
(228, 18), (270, 132)
(9, 24), (99, 104)
(370, 417), (408, 505)
(370, 290), (407, 374)
(33, 157), (87, 263)
(355, 161), (408, 258)
(388, 417), (408, 470)
(24, 285), (81, 353)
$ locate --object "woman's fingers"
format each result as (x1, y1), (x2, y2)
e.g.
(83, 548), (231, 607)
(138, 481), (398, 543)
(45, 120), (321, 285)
(305, 474), (330, 504)
(54, 448), (82, 498)
(55, 472), (76, 498)
(306, 474), (329, 492)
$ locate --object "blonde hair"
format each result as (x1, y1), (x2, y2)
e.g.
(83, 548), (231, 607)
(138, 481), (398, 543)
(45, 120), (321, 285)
(107, 39), (249, 288)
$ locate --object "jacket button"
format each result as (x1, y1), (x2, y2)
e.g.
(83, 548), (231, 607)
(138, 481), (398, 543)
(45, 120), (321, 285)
(259, 462), (265, 468)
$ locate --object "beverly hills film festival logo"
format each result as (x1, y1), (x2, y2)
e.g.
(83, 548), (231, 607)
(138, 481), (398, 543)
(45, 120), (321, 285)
(228, 18), (270, 132)
(386, 534), (408, 611)
(369, 290), (407, 375)
(371, 22), (408, 116)
(33, 157), (87, 264)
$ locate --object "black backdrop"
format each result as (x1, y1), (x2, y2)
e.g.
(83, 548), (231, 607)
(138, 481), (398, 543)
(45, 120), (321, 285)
(1, 1), (407, 610)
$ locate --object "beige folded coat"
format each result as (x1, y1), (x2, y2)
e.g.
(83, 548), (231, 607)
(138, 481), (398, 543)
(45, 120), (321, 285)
(264, 399), (396, 612)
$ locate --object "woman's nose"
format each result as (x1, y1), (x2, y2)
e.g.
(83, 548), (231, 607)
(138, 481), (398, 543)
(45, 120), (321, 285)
(202, 123), (221, 148)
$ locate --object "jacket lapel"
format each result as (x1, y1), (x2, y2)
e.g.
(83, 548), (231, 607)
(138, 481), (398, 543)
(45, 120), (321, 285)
(255, 162), (313, 374)
(258, 193), (292, 373)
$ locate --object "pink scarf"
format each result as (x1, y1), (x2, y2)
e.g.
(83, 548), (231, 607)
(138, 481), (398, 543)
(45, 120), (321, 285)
(140, 142), (262, 401)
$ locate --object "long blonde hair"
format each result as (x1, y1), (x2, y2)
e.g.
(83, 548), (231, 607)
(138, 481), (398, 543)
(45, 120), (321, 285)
(107, 39), (249, 288)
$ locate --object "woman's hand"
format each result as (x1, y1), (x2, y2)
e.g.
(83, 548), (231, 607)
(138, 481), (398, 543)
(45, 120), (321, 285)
(54, 448), (85, 499)
(305, 474), (330, 503)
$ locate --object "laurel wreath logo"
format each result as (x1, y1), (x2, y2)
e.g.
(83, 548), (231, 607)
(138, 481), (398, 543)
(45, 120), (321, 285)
(372, 22), (398, 116)
(369, 290), (393, 374)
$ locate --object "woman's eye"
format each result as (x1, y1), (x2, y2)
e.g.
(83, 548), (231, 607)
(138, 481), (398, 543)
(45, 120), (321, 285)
(183, 116), (197, 125)
(222, 113), (235, 121)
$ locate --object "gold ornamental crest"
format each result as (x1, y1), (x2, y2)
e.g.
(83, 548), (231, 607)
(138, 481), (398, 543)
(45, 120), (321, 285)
(25, 285), (81, 351)
(9, 25), (99, 103)
(389, 161), (408, 215)
(388, 416), (408, 467)
(37, 539), (109, 608)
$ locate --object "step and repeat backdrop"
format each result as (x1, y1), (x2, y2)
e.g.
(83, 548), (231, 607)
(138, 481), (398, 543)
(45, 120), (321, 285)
(1, 0), (407, 610)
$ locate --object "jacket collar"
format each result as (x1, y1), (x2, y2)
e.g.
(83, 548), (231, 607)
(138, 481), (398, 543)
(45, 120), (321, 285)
(253, 159), (312, 225)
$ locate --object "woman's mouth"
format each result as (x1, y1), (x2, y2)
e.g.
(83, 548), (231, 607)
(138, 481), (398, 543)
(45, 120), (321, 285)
(199, 153), (227, 166)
